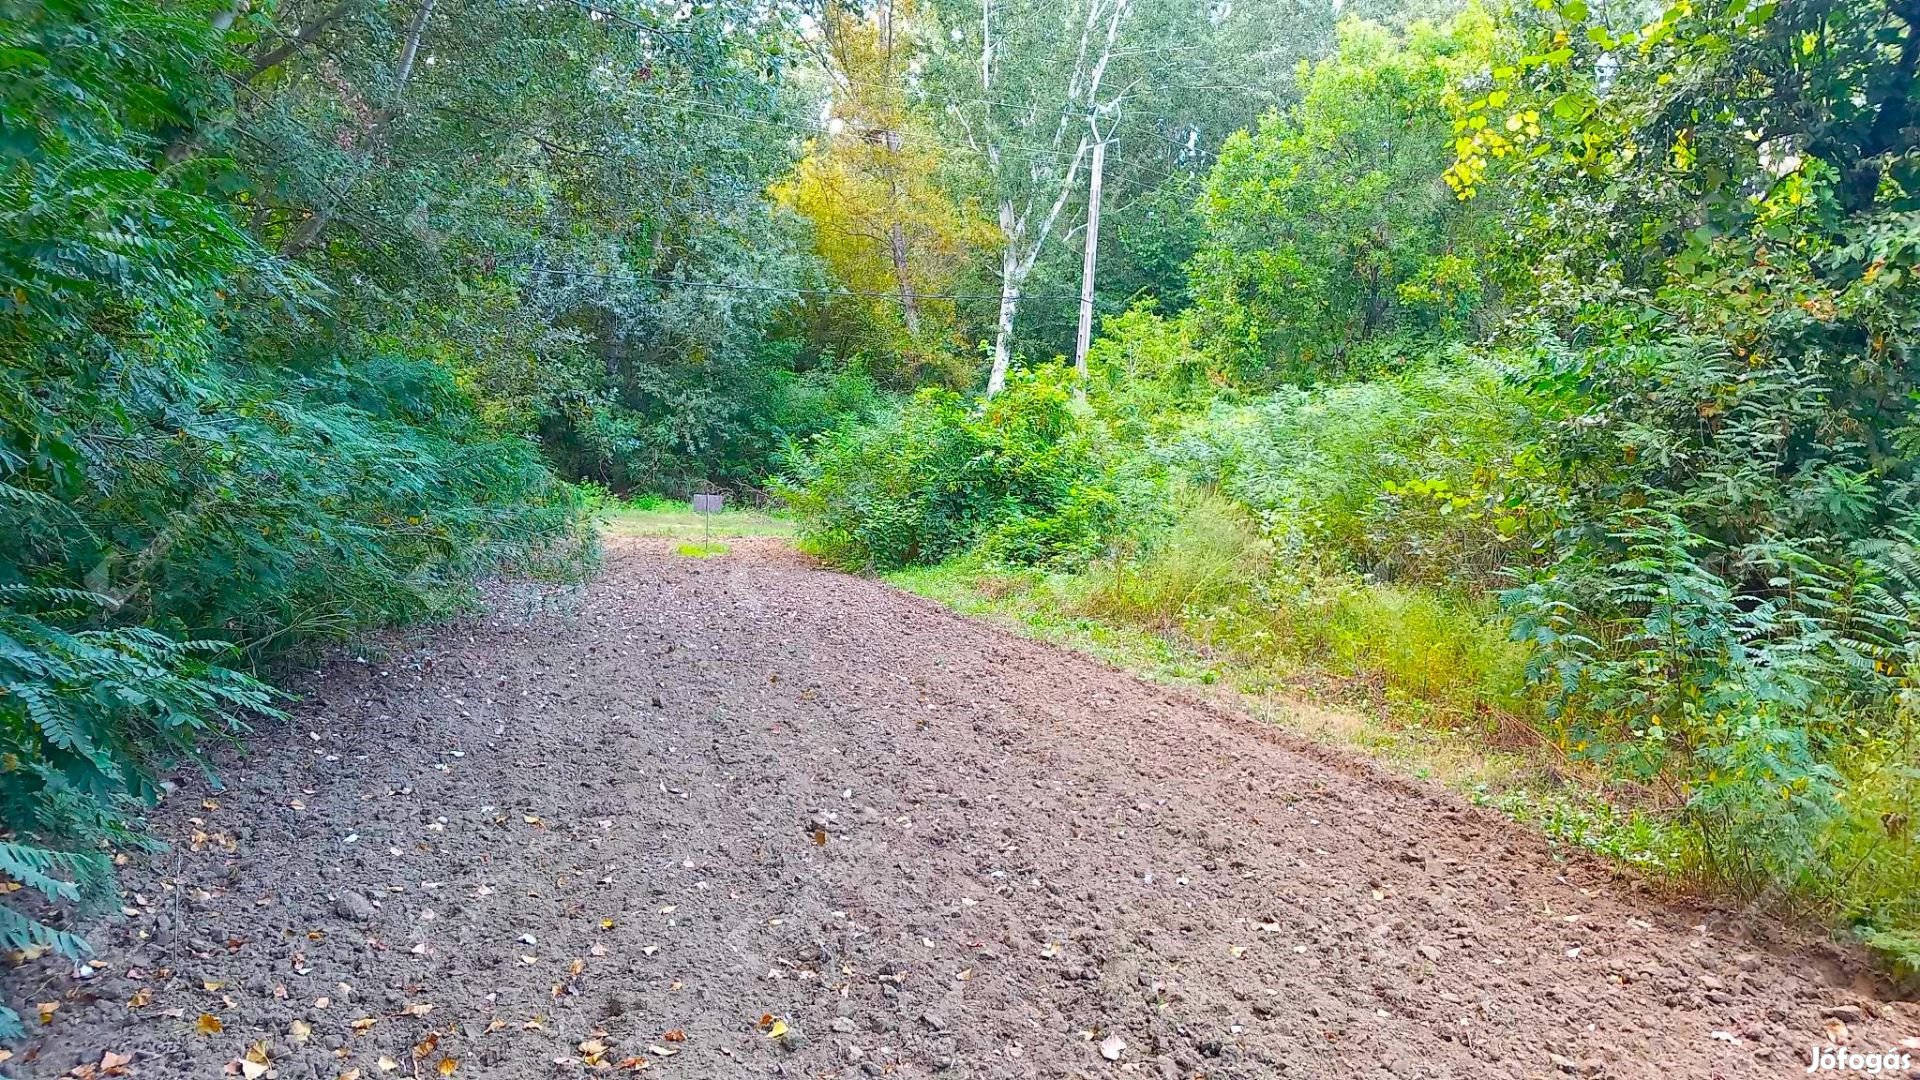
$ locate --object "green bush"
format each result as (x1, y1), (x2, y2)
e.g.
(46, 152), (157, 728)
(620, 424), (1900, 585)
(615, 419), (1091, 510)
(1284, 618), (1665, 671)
(1161, 353), (1545, 588)
(0, 0), (592, 1034)
(782, 370), (1128, 571)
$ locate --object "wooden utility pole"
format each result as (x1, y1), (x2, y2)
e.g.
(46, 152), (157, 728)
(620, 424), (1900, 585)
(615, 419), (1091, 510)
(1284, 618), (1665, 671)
(1072, 127), (1109, 396)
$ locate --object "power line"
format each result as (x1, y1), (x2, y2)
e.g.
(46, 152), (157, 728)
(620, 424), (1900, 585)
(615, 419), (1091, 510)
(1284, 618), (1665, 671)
(518, 266), (1087, 304)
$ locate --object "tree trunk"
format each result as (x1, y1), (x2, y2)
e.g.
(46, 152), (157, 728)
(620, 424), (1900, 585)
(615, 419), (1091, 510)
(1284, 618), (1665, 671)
(1072, 135), (1107, 396)
(988, 238), (1022, 396)
(889, 222), (921, 336)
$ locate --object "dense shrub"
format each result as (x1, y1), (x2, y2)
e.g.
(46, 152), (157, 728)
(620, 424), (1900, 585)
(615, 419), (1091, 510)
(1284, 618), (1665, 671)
(1161, 353), (1545, 587)
(782, 371), (1128, 571)
(0, 0), (591, 1033)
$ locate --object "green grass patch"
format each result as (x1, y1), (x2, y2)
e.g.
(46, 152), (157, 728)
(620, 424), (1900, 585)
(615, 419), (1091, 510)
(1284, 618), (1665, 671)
(675, 540), (732, 558)
(601, 497), (795, 540)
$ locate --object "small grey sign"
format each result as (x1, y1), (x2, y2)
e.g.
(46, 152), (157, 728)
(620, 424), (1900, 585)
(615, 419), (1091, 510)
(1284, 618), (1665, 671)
(692, 493), (725, 513)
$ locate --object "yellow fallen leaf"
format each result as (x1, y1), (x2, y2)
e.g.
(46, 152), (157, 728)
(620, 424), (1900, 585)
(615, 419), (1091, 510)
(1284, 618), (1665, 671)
(290, 1019), (313, 1043)
(245, 1040), (271, 1065)
(127, 988), (152, 1009)
(36, 1001), (58, 1025)
(436, 1059), (458, 1077)
(202, 978), (225, 992)
(351, 1016), (378, 1032)
(195, 1013), (223, 1036)
(767, 1018), (789, 1039)
(599, 919), (616, 930)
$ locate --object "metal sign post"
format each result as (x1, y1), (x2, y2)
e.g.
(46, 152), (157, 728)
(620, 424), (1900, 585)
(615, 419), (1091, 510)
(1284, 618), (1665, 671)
(692, 491), (724, 545)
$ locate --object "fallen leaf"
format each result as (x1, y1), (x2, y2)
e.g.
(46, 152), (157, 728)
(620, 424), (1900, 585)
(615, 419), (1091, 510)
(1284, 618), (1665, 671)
(202, 978), (226, 992)
(599, 919), (616, 930)
(127, 988), (152, 1009)
(1099, 1033), (1127, 1061)
(662, 1029), (686, 1043)
(399, 1002), (435, 1017)
(239, 1061), (269, 1080)
(291, 1019), (313, 1043)
(338, 1072), (361, 1080)
(485, 1018), (507, 1033)
(435, 1058), (458, 1076)
(766, 1019), (789, 1040)
(195, 1013), (224, 1036)
(376, 1056), (399, 1073)
(812, 829), (827, 846)
(351, 1016), (378, 1033)
(413, 1033), (439, 1059)
(37, 1001), (59, 1025)
(615, 1057), (650, 1071)
(100, 1051), (133, 1076)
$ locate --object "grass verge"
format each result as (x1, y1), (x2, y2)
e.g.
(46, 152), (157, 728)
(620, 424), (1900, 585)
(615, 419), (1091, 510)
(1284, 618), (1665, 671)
(600, 496), (795, 541)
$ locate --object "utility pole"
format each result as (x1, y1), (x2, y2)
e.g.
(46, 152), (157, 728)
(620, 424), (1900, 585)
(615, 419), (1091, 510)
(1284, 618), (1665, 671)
(1072, 124), (1110, 398)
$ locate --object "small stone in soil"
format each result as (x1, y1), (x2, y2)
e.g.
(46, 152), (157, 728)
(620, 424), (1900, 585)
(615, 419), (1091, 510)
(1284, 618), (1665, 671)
(335, 891), (376, 922)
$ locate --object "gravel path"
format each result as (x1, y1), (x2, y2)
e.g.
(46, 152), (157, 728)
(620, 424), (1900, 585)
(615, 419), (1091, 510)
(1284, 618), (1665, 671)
(7, 539), (1916, 1079)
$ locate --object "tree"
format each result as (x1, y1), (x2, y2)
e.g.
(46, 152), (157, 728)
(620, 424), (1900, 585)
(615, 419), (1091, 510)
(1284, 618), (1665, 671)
(933, 0), (1138, 394)
(1187, 17), (1490, 383)
(775, 0), (996, 386)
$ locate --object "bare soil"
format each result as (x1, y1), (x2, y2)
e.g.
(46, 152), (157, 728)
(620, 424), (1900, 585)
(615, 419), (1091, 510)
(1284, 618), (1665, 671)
(7, 539), (1917, 1079)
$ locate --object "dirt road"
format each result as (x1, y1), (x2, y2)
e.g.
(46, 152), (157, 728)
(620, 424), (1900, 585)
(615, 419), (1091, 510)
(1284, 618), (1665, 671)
(8, 540), (1916, 1079)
